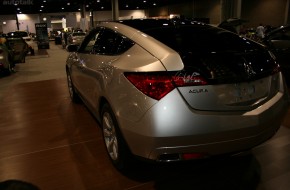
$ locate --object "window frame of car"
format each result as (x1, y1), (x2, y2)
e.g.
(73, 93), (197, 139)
(78, 27), (134, 55)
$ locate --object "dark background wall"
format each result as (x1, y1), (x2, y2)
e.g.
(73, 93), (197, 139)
(147, 0), (290, 27)
(241, 0), (288, 27)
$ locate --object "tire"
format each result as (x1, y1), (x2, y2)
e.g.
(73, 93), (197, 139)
(21, 55), (25, 63)
(66, 70), (80, 102)
(3, 63), (12, 76)
(101, 103), (132, 170)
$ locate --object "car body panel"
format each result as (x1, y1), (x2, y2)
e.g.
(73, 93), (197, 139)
(119, 84), (287, 160)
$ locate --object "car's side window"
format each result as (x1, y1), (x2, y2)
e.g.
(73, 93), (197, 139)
(92, 29), (134, 55)
(78, 28), (101, 54)
(116, 36), (135, 54)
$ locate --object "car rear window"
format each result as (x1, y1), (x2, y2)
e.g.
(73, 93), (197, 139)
(121, 19), (278, 83)
(120, 19), (264, 53)
(145, 25), (263, 53)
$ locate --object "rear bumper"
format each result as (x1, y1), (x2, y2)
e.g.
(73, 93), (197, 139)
(151, 120), (281, 161)
(120, 89), (289, 161)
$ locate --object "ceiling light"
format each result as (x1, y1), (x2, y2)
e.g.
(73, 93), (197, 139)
(67, 3), (70, 5)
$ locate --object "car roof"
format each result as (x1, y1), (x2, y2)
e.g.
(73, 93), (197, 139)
(99, 18), (206, 40)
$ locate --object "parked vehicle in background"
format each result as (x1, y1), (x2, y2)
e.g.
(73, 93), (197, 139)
(0, 33), (7, 37)
(262, 25), (290, 86)
(7, 31), (35, 55)
(6, 37), (28, 63)
(218, 18), (248, 33)
(0, 37), (14, 75)
(67, 32), (86, 46)
(66, 19), (289, 170)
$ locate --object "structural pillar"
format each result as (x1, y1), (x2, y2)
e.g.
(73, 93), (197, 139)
(221, 0), (242, 21)
(285, 0), (290, 25)
(90, 10), (94, 29)
(111, 0), (119, 21)
(15, 13), (20, 30)
(80, 3), (87, 32)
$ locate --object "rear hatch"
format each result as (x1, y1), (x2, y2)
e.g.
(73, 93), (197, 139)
(143, 22), (281, 111)
(176, 50), (280, 111)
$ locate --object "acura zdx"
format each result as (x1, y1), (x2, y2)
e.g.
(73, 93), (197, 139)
(66, 19), (289, 169)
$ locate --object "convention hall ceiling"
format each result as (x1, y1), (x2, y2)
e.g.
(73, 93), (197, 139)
(0, 0), (190, 15)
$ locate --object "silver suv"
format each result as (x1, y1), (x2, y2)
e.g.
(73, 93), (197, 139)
(66, 19), (289, 170)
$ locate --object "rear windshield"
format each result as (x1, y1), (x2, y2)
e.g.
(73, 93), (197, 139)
(147, 25), (263, 53)
(120, 19), (263, 53)
(120, 19), (278, 83)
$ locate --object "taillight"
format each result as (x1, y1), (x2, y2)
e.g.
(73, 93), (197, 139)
(124, 72), (208, 100)
(125, 73), (175, 100)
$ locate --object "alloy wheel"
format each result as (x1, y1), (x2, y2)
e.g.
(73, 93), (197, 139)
(67, 73), (74, 99)
(102, 112), (119, 161)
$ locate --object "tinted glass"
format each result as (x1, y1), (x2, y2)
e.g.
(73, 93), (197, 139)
(92, 29), (134, 55)
(78, 28), (134, 55)
(121, 19), (278, 83)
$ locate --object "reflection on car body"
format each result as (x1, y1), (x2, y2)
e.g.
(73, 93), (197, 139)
(66, 19), (289, 170)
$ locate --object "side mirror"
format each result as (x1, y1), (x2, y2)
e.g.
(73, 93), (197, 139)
(66, 44), (78, 52)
